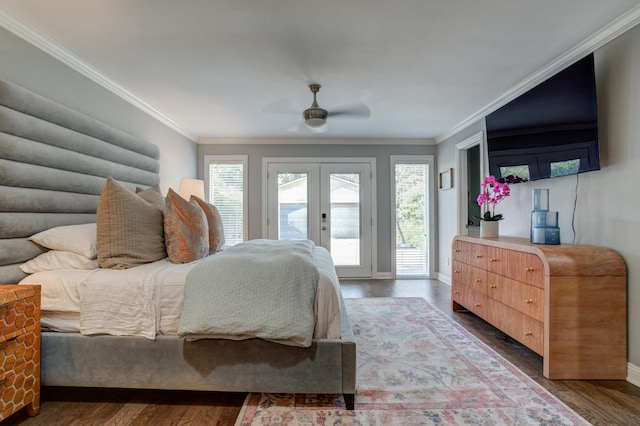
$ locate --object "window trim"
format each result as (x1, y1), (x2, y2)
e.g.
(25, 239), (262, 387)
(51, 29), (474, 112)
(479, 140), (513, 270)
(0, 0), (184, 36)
(204, 155), (249, 244)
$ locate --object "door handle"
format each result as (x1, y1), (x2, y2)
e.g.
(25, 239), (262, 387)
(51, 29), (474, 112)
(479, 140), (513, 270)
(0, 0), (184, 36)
(322, 226), (327, 230)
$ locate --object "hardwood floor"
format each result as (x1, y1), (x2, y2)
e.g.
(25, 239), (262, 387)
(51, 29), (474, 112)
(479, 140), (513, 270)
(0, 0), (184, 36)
(4, 279), (640, 425)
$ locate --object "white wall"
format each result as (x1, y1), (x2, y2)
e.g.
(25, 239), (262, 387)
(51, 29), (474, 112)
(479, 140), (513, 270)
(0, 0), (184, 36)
(0, 27), (197, 192)
(435, 120), (485, 281)
(437, 24), (640, 369)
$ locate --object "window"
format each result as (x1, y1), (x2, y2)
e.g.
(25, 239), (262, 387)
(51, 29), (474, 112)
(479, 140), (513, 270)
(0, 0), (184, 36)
(391, 155), (434, 278)
(204, 155), (248, 245)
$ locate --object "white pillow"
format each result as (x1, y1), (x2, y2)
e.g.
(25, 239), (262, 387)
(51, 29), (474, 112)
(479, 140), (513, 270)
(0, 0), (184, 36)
(20, 250), (100, 274)
(29, 223), (97, 259)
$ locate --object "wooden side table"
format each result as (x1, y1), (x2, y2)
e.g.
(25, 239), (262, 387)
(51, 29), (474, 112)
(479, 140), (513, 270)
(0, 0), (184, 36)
(0, 284), (41, 421)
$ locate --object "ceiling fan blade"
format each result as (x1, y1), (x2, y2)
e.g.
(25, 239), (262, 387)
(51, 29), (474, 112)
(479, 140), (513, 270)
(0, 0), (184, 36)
(328, 102), (371, 118)
(263, 98), (300, 114)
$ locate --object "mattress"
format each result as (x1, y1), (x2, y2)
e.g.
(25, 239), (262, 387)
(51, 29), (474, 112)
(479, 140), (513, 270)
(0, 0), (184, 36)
(20, 246), (341, 340)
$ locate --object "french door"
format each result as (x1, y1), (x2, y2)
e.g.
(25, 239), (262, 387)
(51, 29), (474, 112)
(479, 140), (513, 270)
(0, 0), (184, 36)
(265, 160), (373, 278)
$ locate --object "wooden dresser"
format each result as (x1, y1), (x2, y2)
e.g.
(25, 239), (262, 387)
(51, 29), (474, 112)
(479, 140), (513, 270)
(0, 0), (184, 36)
(451, 235), (627, 379)
(0, 285), (41, 421)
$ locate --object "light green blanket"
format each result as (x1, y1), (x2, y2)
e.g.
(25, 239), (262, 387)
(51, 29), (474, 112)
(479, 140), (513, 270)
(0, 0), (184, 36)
(178, 239), (319, 347)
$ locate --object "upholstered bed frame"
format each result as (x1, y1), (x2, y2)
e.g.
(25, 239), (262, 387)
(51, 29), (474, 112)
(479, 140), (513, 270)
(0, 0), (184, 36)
(0, 78), (356, 409)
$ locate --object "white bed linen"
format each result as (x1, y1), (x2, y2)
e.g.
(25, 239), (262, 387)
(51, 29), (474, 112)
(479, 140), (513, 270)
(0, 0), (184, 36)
(20, 246), (341, 340)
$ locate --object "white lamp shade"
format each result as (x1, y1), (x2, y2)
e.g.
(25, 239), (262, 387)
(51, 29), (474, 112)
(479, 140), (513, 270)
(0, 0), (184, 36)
(179, 178), (205, 201)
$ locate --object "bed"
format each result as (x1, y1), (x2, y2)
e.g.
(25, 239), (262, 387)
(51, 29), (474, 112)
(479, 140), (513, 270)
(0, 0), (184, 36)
(0, 78), (356, 409)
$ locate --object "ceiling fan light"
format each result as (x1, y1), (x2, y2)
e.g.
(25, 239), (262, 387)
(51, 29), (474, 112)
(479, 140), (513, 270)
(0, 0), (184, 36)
(304, 117), (326, 128)
(303, 104), (328, 129)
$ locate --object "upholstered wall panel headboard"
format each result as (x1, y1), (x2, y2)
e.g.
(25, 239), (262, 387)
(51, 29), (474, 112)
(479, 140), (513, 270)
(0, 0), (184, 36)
(0, 78), (161, 283)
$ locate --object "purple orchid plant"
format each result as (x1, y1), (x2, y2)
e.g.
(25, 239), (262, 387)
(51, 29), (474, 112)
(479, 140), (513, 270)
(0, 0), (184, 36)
(476, 175), (511, 221)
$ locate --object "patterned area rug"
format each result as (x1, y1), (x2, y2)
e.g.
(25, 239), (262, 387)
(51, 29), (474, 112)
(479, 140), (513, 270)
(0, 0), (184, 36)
(235, 297), (588, 425)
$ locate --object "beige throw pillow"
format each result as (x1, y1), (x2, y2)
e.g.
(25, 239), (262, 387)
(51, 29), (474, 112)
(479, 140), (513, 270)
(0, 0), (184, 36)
(136, 185), (165, 209)
(97, 177), (167, 269)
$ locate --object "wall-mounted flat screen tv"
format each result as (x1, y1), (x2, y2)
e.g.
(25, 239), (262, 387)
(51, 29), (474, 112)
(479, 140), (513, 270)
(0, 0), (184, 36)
(485, 53), (600, 183)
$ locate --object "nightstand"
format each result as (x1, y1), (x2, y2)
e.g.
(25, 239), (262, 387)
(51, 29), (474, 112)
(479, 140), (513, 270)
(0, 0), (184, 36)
(0, 285), (41, 421)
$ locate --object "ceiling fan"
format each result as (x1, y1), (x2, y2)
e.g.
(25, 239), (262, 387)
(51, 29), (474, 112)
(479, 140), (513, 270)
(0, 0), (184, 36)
(301, 84), (370, 131)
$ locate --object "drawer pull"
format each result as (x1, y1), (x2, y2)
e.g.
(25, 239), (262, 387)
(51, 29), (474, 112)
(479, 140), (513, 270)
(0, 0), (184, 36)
(474, 303), (481, 307)
(525, 299), (533, 304)
(454, 249), (461, 252)
(490, 258), (497, 262)
(475, 279), (481, 283)
(476, 255), (483, 258)
(454, 270), (459, 273)
(453, 291), (459, 295)
(489, 284), (497, 289)
(524, 331), (533, 336)
(526, 267), (535, 272)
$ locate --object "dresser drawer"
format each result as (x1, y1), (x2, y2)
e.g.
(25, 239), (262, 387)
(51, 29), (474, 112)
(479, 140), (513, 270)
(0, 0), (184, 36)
(468, 289), (488, 320)
(520, 315), (544, 355)
(452, 240), (464, 262)
(486, 246), (506, 275)
(0, 354), (40, 420)
(0, 330), (39, 381)
(1, 288), (41, 344)
(452, 282), (487, 320)
(510, 281), (544, 321)
(487, 299), (543, 355)
(453, 261), (487, 294)
(0, 285), (41, 421)
(451, 281), (464, 306)
(467, 242), (487, 269)
(453, 240), (487, 269)
(486, 274), (544, 321)
(504, 251), (544, 288)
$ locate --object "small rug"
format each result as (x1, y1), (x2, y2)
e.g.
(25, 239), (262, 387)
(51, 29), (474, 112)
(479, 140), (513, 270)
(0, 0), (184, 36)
(236, 297), (588, 425)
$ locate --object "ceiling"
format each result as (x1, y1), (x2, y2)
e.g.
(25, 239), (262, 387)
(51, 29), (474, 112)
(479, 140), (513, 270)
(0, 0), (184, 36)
(1, 0), (640, 142)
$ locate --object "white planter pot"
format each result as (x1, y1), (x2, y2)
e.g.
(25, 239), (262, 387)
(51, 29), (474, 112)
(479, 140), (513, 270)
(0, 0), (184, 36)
(480, 220), (499, 238)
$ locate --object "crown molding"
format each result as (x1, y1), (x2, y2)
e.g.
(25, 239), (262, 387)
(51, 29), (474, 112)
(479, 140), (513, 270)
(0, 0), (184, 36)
(197, 137), (435, 145)
(0, 10), (198, 142)
(436, 4), (640, 143)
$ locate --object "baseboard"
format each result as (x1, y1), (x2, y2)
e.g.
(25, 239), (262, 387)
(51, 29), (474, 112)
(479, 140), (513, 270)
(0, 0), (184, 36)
(369, 272), (449, 280)
(372, 272), (393, 279)
(363, 270), (458, 282)
(627, 362), (640, 387)
(437, 272), (451, 285)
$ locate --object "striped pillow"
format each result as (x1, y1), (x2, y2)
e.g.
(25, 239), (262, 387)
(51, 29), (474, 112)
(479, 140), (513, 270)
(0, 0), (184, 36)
(97, 177), (166, 269)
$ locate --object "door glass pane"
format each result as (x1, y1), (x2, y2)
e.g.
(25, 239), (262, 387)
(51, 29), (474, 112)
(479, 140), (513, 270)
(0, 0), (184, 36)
(277, 173), (308, 240)
(209, 162), (244, 245)
(330, 173), (360, 266)
(395, 164), (428, 276)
